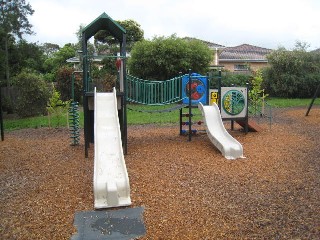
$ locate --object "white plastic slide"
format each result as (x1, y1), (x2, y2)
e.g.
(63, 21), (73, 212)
(198, 102), (244, 160)
(94, 88), (131, 209)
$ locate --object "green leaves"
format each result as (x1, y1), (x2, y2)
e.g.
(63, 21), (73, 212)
(265, 45), (320, 98)
(13, 70), (50, 117)
(0, 0), (34, 38)
(128, 35), (212, 80)
(249, 70), (268, 106)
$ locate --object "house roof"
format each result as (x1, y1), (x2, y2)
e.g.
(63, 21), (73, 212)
(183, 37), (225, 49)
(66, 56), (104, 63)
(219, 44), (272, 62)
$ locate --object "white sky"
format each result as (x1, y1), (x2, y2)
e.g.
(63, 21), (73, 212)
(26, 0), (320, 50)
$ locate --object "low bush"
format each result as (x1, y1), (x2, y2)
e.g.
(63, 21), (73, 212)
(13, 70), (50, 117)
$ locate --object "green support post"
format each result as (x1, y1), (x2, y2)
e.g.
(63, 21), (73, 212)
(218, 70), (222, 111)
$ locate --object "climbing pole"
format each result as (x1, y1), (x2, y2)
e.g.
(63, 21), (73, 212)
(69, 71), (81, 145)
(69, 101), (80, 145)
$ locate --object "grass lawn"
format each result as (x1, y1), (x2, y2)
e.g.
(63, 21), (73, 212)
(266, 97), (320, 108)
(1, 98), (319, 131)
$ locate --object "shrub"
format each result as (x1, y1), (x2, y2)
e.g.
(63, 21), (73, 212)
(128, 35), (212, 80)
(264, 47), (320, 98)
(56, 66), (83, 103)
(13, 70), (50, 117)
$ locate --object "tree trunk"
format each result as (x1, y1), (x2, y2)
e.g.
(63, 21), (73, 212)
(4, 35), (10, 88)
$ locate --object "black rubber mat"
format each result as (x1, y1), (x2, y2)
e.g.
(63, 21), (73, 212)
(71, 207), (145, 240)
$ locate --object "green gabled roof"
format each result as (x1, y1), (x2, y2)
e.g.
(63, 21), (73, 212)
(82, 12), (126, 41)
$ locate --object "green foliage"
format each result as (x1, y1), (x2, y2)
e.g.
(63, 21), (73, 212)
(94, 19), (144, 52)
(44, 43), (76, 74)
(13, 70), (50, 117)
(12, 40), (46, 74)
(128, 35), (212, 80)
(56, 66), (83, 103)
(0, 0), (34, 38)
(221, 72), (251, 87)
(91, 64), (117, 92)
(249, 70), (268, 102)
(41, 43), (60, 58)
(47, 84), (69, 127)
(0, 0), (34, 87)
(264, 45), (320, 98)
(47, 84), (69, 109)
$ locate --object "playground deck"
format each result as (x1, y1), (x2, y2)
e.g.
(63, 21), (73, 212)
(0, 107), (319, 239)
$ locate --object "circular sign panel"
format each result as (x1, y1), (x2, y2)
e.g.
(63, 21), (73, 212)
(185, 79), (205, 100)
(222, 90), (245, 116)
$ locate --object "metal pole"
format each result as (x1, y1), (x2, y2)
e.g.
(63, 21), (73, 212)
(306, 84), (320, 116)
(188, 69), (192, 141)
(218, 70), (222, 111)
(82, 33), (89, 158)
(245, 83), (249, 133)
(121, 34), (128, 155)
(206, 72), (210, 105)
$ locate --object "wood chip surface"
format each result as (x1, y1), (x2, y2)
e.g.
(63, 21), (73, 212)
(0, 107), (319, 239)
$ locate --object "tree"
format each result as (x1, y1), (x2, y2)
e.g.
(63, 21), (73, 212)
(94, 19), (144, 53)
(249, 70), (268, 113)
(41, 43), (60, 58)
(264, 43), (320, 98)
(128, 35), (212, 80)
(11, 40), (46, 74)
(56, 66), (83, 103)
(0, 0), (34, 87)
(44, 43), (76, 75)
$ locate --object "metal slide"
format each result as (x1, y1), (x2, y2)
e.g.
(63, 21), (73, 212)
(94, 88), (131, 209)
(198, 102), (244, 160)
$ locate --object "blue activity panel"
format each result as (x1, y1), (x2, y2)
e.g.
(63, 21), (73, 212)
(182, 73), (208, 105)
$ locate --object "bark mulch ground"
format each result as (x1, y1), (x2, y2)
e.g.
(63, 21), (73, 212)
(0, 107), (319, 239)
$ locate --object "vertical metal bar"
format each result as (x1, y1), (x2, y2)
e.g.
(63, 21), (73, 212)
(188, 69), (192, 141)
(121, 34), (127, 154)
(82, 32), (89, 158)
(206, 72), (210, 105)
(218, 69), (222, 111)
(245, 83), (249, 133)
(179, 108), (183, 135)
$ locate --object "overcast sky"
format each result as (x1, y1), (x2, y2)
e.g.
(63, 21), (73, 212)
(26, 0), (320, 50)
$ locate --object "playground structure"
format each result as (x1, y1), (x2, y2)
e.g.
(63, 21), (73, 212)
(81, 13), (130, 209)
(80, 13), (251, 208)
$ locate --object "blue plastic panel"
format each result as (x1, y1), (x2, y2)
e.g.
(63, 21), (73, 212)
(182, 73), (208, 105)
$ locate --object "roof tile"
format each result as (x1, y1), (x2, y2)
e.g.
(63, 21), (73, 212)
(219, 44), (272, 61)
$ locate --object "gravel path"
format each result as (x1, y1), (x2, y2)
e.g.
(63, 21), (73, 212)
(0, 107), (319, 239)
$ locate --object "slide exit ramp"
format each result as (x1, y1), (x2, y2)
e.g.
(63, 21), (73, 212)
(94, 88), (131, 209)
(199, 103), (244, 160)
